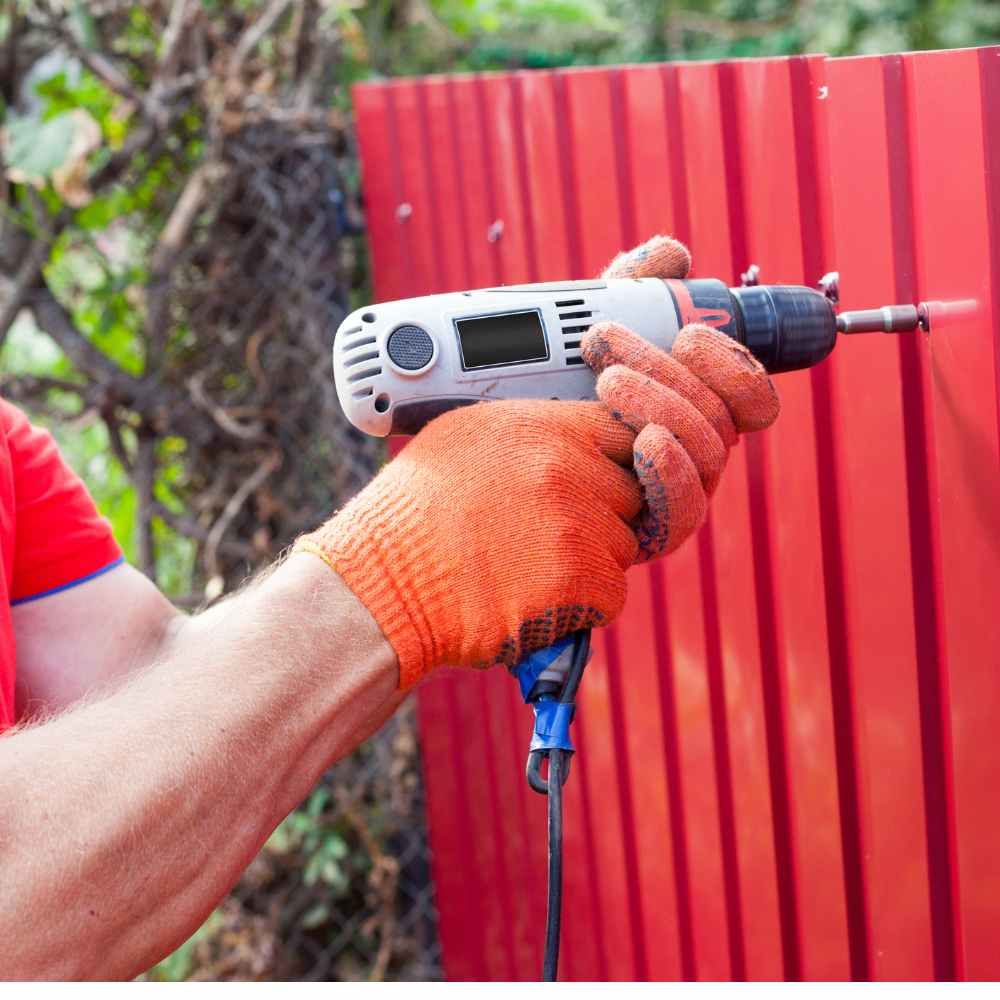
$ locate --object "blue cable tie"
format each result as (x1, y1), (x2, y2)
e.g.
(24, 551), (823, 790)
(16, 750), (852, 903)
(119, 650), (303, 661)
(529, 699), (576, 754)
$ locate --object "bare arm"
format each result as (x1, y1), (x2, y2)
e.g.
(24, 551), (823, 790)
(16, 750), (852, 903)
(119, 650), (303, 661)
(12, 562), (182, 719)
(0, 555), (400, 980)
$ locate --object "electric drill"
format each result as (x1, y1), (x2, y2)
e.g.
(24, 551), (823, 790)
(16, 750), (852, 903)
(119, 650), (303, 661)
(333, 275), (926, 438)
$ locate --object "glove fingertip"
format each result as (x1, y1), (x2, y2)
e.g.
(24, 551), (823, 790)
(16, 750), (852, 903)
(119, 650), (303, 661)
(632, 423), (707, 562)
(602, 235), (692, 280)
(582, 321), (626, 373)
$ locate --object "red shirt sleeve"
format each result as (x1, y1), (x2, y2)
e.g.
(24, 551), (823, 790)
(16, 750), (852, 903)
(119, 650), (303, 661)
(1, 400), (123, 604)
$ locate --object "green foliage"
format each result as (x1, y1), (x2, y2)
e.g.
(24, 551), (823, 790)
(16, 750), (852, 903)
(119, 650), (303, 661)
(267, 788), (354, 895)
(1, 319), (140, 560)
(35, 70), (118, 130)
(5, 0), (996, 602)
(4, 112), (76, 177)
(367, 0), (1000, 69)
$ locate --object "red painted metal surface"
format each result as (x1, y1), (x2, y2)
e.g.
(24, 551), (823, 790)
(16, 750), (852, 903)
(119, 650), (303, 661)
(352, 50), (1000, 980)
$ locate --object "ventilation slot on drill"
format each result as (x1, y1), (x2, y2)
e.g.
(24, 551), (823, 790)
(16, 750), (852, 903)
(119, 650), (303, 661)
(341, 333), (377, 353)
(558, 297), (592, 367)
(347, 366), (383, 383)
(352, 386), (375, 399)
(343, 349), (380, 368)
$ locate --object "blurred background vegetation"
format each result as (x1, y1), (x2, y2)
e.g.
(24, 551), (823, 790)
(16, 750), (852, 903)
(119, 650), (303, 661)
(3, 0), (998, 603)
(0, 0), (996, 982)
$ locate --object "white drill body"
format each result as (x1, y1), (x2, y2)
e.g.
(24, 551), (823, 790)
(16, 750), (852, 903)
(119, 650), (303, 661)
(334, 278), (681, 436)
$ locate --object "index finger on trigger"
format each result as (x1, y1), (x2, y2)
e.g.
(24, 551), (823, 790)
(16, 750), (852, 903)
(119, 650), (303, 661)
(670, 324), (781, 433)
(582, 321), (738, 448)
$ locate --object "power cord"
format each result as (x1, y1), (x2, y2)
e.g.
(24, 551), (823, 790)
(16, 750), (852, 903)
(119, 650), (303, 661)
(519, 629), (590, 981)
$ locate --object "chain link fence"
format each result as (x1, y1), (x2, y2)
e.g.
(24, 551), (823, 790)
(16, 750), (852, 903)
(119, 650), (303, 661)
(142, 124), (445, 983)
(2, 6), (445, 978)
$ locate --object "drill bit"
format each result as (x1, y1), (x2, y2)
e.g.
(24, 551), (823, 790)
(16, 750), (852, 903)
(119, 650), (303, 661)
(836, 303), (930, 334)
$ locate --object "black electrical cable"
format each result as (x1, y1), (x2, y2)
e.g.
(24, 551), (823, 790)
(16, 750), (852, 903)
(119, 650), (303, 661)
(561, 629), (590, 703)
(543, 748), (565, 982)
(538, 628), (590, 982)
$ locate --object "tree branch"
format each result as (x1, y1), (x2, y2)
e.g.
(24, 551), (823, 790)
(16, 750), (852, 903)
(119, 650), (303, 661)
(203, 452), (281, 586)
(100, 402), (135, 476)
(157, 0), (194, 82)
(0, 197), (71, 349)
(153, 502), (255, 560)
(89, 120), (161, 191)
(1, 0), (20, 105)
(0, 373), (96, 413)
(186, 371), (268, 442)
(29, 286), (142, 400)
(230, 0), (295, 78)
(145, 161), (225, 365)
(134, 429), (157, 580)
(33, 2), (148, 112)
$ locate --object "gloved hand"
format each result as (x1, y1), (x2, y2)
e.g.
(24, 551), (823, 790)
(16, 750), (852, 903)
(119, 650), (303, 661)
(586, 235), (780, 560)
(296, 235), (779, 689)
(297, 400), (640, 688)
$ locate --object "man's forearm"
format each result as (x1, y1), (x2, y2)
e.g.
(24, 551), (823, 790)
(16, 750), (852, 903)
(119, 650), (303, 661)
(0, 556), (400, 980)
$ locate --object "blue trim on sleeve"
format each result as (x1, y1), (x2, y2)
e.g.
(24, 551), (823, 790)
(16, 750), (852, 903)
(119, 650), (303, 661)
(10, 556), (126, 606)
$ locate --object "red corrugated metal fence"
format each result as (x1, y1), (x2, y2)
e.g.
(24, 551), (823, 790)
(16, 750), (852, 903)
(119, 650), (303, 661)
(352, 48), (1000, 980)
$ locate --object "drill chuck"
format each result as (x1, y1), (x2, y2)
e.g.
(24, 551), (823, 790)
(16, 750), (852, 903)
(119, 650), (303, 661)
(673, 279), (838, 374)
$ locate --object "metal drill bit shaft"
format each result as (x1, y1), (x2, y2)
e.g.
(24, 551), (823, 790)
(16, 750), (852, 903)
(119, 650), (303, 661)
(836, 303), (929, 334)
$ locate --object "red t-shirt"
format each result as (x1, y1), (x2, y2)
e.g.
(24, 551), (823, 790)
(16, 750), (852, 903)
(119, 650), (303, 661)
(0, 400), (123, 730)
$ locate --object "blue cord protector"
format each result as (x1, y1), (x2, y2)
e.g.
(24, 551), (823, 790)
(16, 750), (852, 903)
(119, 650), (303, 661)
(513, 636), (577, 754)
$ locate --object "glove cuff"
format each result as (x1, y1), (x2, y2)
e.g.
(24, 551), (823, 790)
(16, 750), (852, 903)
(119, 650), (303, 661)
(292, 498), (435, 691)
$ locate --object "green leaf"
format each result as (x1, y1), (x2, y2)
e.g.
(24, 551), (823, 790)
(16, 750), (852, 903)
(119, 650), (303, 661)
(300, 903), (330, 930)
(4, 113), (76, 178)
(70, 1), (99, 49)
(75, 189), (132, 230)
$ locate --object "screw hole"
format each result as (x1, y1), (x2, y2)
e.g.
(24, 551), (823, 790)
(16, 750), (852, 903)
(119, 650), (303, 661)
(362, 312), (376, 323)
(374, 393), (391, 413)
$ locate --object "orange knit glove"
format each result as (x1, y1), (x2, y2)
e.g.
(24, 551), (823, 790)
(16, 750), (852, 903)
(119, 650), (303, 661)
(588, 234), (781, 560)
(296, 401), (640, 689)
(296, 236), (779, 688)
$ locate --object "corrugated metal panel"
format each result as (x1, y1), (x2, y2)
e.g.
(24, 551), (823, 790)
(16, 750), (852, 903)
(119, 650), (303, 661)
(352, 49), (1000, 980)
